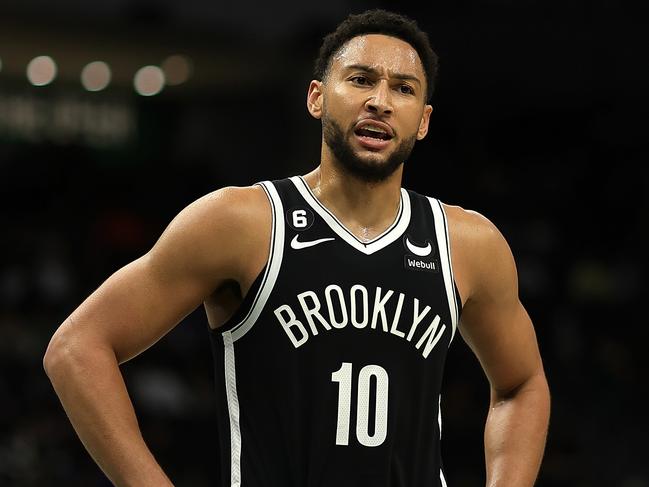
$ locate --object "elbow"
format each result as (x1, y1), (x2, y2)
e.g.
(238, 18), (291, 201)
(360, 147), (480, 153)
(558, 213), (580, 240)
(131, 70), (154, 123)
(43, 321), (109, 381)
(492, 371), (550, 405)
(43, 326), (73, 380)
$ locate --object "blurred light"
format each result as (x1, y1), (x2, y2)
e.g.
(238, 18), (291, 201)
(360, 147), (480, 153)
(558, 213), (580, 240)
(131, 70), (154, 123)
(81, 61), (111, 92)
(133, 65), (165, 96)
(0, 92), (136, 147)
(161, 55), (193, 86)
(27, 56), (57, 86)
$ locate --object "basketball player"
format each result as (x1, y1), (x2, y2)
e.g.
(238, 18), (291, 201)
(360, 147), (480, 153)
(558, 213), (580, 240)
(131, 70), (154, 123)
(44, 9), (550, 487)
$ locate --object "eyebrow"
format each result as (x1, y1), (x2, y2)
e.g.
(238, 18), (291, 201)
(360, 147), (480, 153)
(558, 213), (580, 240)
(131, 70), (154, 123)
(343, 63), (422, 86)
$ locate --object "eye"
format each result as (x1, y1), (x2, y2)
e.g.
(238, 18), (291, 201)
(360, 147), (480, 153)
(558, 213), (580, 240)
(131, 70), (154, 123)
(399, 84), (415, 95)
(351, 75), (371, 86)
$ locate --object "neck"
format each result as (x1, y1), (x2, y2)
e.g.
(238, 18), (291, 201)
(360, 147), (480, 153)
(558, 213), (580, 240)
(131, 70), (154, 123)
(302, 150), (403, 242)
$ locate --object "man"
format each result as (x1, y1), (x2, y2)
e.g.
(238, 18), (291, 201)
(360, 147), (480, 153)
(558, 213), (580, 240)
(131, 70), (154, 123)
(44, 9), (550, 487)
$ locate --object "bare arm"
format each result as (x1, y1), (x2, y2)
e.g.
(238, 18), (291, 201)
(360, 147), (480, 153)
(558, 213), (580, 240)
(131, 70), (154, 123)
(43, 186), (270, 486)
(448, 207), (551, 486)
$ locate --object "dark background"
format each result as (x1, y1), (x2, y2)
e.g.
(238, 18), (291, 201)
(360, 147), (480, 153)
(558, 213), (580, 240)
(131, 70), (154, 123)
(1, 0), (647, 485)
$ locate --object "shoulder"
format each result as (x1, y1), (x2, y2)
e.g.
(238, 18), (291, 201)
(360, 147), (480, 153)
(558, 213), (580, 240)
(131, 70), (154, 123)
(171, 184), (269, 233)
(441, 203), (517, 303)
(189, 183), (269, 217)
(147, 184), (271, 280)
(442, 203), (505, 250)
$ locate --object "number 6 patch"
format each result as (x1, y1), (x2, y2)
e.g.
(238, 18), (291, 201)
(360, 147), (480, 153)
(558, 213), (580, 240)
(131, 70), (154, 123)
(286, 207), (315, 231)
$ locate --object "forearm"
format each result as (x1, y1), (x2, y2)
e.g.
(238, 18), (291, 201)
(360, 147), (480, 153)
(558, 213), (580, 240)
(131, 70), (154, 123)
(484, 373), (550, 487)
(44, 342), (173, 487)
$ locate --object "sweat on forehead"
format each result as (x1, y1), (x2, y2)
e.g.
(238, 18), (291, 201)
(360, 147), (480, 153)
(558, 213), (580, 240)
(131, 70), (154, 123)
(329, 35), (425, 80)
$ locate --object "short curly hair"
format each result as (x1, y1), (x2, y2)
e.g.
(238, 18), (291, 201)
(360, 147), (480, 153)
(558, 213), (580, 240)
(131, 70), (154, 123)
(314, 9), (439, 102)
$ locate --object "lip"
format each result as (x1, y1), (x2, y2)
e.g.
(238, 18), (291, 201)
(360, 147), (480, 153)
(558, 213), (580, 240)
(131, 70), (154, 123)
(354, 118), (395, 138)
(354, 132), (392, 151)
(353, 118), (395, 151)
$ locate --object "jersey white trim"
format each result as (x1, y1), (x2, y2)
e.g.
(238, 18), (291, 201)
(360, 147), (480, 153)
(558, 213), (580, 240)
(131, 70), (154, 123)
(428, 198), (459, 343)
(223, 331), (242, 487)
(222, 180), (287, 483)
(228, 181), (285, 342)
(438, 394), (443, 438)
(289, 175), (411, 256)
(438, 394), (447, 486)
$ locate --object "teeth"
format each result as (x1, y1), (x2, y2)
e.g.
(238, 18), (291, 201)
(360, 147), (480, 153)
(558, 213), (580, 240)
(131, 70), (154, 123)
(364, 126), (387, 134)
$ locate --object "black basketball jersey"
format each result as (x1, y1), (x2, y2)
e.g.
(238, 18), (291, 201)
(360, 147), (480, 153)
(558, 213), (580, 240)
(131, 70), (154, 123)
(209, 176), (461, 487)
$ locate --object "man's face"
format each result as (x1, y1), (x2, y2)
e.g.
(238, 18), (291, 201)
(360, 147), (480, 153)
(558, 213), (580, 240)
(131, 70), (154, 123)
(308, 34), (433, 183)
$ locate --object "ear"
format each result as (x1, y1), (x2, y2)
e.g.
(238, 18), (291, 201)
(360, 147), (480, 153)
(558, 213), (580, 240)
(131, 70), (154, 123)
(306, 80), (324, 120)
(416, 104), (433, 140)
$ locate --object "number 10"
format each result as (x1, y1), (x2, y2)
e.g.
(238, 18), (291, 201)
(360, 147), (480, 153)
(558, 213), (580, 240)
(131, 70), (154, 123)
(331, 362), (389, 447)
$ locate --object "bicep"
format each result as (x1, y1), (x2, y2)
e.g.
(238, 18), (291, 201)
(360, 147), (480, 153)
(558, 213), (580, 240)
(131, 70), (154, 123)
(457, 218), (543, 396)
(460, 298), (542, 397)
(64, 251), (217, 364)
(53, 189), (250, 364)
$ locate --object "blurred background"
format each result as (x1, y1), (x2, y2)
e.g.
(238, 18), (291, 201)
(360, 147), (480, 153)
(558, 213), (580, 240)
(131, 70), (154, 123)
(1, 0), (647, 485)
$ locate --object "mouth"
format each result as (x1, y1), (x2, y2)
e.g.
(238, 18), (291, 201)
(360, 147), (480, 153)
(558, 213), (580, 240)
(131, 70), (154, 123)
(353, 120), (394, 151)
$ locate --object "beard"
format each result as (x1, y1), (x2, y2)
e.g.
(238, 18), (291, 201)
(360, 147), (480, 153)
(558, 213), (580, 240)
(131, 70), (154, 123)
(322, 114), (417, 184)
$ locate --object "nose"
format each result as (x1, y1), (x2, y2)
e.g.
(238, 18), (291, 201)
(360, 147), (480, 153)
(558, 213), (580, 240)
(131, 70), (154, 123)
(365, 80), (393, 116)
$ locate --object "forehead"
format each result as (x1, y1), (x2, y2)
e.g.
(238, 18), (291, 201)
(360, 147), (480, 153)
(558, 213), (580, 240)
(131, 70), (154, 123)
(331, 34), (424, 78)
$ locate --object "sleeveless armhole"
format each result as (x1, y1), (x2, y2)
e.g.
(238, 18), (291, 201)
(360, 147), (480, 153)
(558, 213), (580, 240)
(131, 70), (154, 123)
(454, 283), (463, 319)
(209, 263), (268, 335)
(222, 181), (285, 342)
(427, 197), (461, 345)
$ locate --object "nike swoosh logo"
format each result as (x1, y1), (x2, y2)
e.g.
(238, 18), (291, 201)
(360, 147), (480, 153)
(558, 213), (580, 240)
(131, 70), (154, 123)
(405, 237), (432, 257)
(291, 235), (335, 250)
